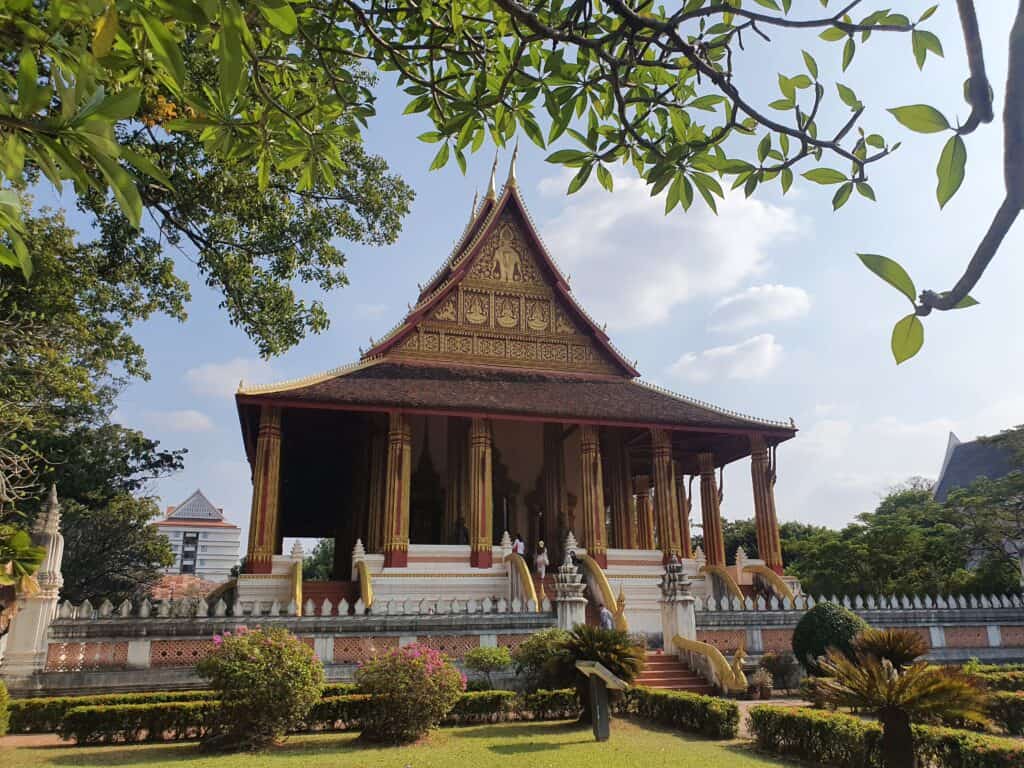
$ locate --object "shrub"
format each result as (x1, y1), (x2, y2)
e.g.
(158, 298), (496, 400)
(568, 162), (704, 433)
(548, 625), (644, 720)
(748, 706), (1024, 768)
(989, 691), (1024, 735)
(853, 628), (929, 670)
(197, 626), (324, 751)
(0, 680), (8, 737)
(792, 601), (869, 673)
(759, 651), (800, 690)
(355, 643), (464, 743)
(462, 645), (511, 689)
(626, 687), (739, 739)
(58, 701), (217, 744)
(511, 627), (570, 687)
(306, 694), (371, 731)
(520, 688), (580, 720)
(969, 671), (1024, 692)
(321, 682), (358, 698)
(446, 691), (516, 724)
(7, 690), (217, 734)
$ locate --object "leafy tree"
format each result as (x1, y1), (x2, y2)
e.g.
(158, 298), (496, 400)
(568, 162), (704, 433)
(817, 630), (988, 768)
(945, 471), (1024, 590)
(463, 645), (512, 689)
(792, 601), (868, 674)
(302, 538), (335, 581)
(2, 1), (1019, 361)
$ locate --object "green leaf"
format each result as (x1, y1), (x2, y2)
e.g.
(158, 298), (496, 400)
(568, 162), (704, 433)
(93, 154), (143, 227)
(258, 0), (297, 33)
(567, 164), (591, 194)
(120, 147), (174, 188)
(218, 0), (247, 105)
(842, 38), (856, 71)
(802, 50), (818, 79)
(429, 142), (450, 171)
(891, 313), (924, 364)
(93, 2), (119, 57)
(936, 134), (966, 208)
(858, 253), (917, 303)
(820, 27), (846, 42)
(912, 29), (943, 70)
(802, 168), (847, 185)
(16, 49), (40, 117)
(888, 105), (949, 133)
(95, 87), (141, 120)
(139, 13), (186, 91)
(545, 149), (589, 166)
(596, 164), (613, 191)
(856, 182), (876, 201)
(780, 167), (793, 194)
(832, 182), (852, 210)
(836, 83), (861, 110)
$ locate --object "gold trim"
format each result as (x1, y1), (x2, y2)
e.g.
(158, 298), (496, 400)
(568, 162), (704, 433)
(239, 357), (385, 395)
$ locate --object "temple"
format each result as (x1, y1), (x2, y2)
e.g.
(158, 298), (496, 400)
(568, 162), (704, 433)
(233, 158), (800, 632)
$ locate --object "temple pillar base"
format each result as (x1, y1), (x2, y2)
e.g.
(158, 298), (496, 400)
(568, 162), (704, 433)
(590, 552), (608, 568)
(244, 555), (273, 574)
(384, 549), (408, 568)
(470, 548), (493, 568)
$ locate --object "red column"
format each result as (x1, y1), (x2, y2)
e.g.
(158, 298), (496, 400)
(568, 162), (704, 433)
(244, 406), (282, 574)
(750, 434), (784, 574)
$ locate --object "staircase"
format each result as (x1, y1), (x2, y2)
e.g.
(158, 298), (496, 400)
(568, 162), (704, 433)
(636, 651), (714, 694)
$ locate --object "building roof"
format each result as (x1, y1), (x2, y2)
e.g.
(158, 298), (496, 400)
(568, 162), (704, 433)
(157, 490), (238, 528)
(237, 359), (795, 435)
(934, 432), (1017, 501)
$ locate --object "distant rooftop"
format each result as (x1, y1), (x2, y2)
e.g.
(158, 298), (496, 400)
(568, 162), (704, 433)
(934, 432), (1017, 502)
(161, 489), (227, 522)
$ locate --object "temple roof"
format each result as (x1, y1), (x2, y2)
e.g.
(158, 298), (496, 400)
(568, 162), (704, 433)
(237, 360), (795, 436)
(934, 432), (1016, 502)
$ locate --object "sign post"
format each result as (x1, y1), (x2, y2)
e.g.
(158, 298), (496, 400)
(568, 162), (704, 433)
(575, 661), (628, 742)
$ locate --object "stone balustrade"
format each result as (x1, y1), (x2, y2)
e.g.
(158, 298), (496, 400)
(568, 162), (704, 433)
(693, 592), (1024, 613)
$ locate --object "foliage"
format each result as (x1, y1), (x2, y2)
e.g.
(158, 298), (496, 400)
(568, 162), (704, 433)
(8, 690), (216, 734)
(446, 691), (517, 724)
(817, 644), (989, 768)
(989, 692), (1024, 737)
(625, 687), (739, 740)
(510, 626), (570, 687)
(758, 651), (801, 691)
(0, 524), (44, 593)
(791, 601), (869, 673)
(302, 539), (335, 581)
(748, 706), (1024, 768)
(462, 646), (512, 689)
(548, 625), (644, 720)
(197, 626), (324, 751)
(853, 628), (930, 671)
(944, 471), (1024, 590)
(750, 668), (773, 690)
(520, 688), (581, 721)
(354, 643), (464, 743)
(965, 671), (1024, 693)
(306, 694), (371, 731)
(785, 482), (1018, 598)
(0, 680), (8, 737)
(57, 701), (218, 744)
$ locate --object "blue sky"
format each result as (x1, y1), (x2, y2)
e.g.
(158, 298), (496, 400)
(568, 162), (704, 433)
(58, 3), (1023, 545)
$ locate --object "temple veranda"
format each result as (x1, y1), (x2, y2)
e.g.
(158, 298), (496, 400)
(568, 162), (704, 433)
(232, 162), (799, 633)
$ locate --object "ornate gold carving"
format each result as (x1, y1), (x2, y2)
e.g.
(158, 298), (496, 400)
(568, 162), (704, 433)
(402, 334), (420, 352)
(464, 292), (489, 325)
(433, 296), (457, 322)
(494, 295), (520, 329)
(554, 308), (574, 334)
(468, 222), (541, 285)
(477, 337), (506, 357)
(446, 334), (473, 354)
(525, 299), (549, 331)
(422, 332), (441, 352)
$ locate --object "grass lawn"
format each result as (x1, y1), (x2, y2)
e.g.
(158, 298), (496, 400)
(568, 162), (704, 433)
(1, 719), (798, 768)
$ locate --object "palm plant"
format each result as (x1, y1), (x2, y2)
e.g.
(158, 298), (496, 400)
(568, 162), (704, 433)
(549, 625), (645, 722)
(853, 628), (929, 671)
(816, 629), (988, 768)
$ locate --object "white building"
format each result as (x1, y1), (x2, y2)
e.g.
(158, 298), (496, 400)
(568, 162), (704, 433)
(155, 490), (241, 582)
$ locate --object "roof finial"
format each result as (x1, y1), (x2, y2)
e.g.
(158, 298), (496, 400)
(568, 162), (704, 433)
(470, 188), (479, 218)
(507, 138), (519, 188)
(486, 151), (499, 199)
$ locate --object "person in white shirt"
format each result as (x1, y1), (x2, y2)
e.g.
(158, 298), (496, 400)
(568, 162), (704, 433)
(512, 533), (525, 556)
(534, 541), (549, 579)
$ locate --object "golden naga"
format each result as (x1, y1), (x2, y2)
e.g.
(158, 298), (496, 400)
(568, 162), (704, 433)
(673, 635), (748, 693)
(578, 554), (628, 631)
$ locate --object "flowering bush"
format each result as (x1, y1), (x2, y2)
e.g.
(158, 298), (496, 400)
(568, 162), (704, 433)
(354, 643), (464, 743)
(196, 626), (324, 751)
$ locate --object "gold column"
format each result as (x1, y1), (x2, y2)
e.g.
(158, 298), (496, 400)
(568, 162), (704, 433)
(245, 406), (282, 574)
(675, 463), (694, 559)
(651, 429), (682, 561)
(698, 452), (726, 567)
(469, 418), (494, 567)
(580, 425), (607, 566)
(634, 475), (654, 549)
(542, 423), (566, 560)
(750, 434), (784, 573)
(604, 430), (635, 549)
(445, 418), (468, 543)
(366, 427), (386, 553)
(383, 412), (412, 567)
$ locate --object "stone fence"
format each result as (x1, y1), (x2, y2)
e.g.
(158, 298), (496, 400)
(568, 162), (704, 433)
(692, 591), (1024, 665)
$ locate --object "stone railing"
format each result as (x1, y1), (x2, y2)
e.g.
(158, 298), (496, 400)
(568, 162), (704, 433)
(694, 592), (1024, 613)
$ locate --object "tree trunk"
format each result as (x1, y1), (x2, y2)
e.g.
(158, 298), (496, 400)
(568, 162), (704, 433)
(879, 709), (916, 768)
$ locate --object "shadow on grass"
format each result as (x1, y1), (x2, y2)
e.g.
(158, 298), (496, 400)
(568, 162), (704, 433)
(721, 741), (802, 766)
(487, 739), (592, 755)
(454, 721), (587, 740)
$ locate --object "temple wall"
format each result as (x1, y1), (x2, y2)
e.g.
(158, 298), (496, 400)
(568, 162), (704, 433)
(491, 420), (543, 538)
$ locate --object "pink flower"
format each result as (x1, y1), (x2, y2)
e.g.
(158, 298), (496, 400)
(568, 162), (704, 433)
(213, 635), (223, 647)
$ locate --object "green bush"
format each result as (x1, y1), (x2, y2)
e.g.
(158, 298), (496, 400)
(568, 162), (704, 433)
(626, 687), (739, 739)
(989, 691), (1024, 735)
(970, 671), (1024, 692)
(355, 642), (464, 743)
(520, 688), (580, 720)
(462, 645), (511, 689)
(7, 690), (216, 733)
(549, 625), (644, 721)
(758, 651), (801, 690)
(0, 680), (8, 737)
(197, 626), (324, 751)
(748, 706), (1024, 768)
(58, 701), (217, 744)
(446, 691), (517, 724)
(791, 601), (869, 673)
(321, 682), (358, 698)
(306, 694), (371, 731)
(511, 627), (571, 688)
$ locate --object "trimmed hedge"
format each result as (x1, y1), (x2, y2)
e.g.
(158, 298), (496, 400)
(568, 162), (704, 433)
(748, 706), (1024, 768)
(307, 694), (371, 730)
(625, 687), (739, 739)
(58, 701), (218, 744)
(0, 680), (8, 737)
(990, 691), (1024, 736)
(521, 688), (581, 721)
(446, 691), (517, 724)
(971, 671), (1024, 692)
(8, 690), (215, 734)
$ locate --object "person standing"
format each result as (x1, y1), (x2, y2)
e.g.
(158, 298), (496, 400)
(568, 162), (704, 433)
(598, 602), (614, 630)
(534, 541), (549, 579)
(512, 532), (525, 556)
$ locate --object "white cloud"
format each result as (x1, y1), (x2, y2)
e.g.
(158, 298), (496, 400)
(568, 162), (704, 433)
(144, 409), (214, 432)
(709, 284), (811, 332)
(668, 334), (782, 382)
(185, 357), (274, 397)
(538, 171), (803, 329)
